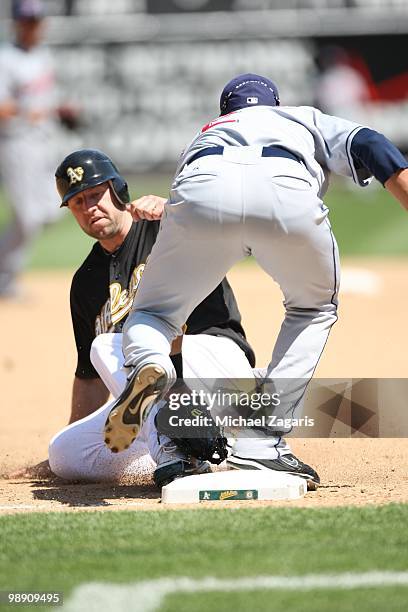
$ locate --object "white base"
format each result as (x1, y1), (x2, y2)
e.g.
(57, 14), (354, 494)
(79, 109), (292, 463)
(161, 469), (307, 504)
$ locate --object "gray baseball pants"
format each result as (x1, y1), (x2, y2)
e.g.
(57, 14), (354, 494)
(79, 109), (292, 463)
(123, 147), (339, 458)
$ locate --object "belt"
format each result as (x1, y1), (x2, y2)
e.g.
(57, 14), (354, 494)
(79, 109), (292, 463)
(188, 145), (301, 166)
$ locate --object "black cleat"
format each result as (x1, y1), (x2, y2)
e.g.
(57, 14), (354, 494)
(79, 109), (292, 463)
(104, 364), (167, 453)
(154, 459), (211, 489)
(227, 453), (320, 490)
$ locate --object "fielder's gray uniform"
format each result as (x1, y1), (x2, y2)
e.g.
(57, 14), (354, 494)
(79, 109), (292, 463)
(0, 42), (61, 295)
(121, 105), (376, 458)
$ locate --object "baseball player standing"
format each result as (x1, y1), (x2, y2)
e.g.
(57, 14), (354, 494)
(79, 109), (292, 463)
(104, 73), (408, 480)
(0, 0), (67, 297)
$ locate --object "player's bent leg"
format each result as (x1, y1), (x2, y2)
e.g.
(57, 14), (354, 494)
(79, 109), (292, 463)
(250, 175), (340, 413)
(104, 363), (168, 453)
(92, 331), (257, 394)
(148, 335), (255, 487)
(90, 333), (128, 398)
(48, 398), (153, 482)
(91, 332), (174, 450)
(182, 335), (298, 469)
(149, 335), (297, 487)
(90, 332), (176, 457)
(222, 168), (331, 487)
(108, 169), (244, 453)
(89, 331), (255, 468)
(181, 334), (254, 379)
(122, 160), (244, 377)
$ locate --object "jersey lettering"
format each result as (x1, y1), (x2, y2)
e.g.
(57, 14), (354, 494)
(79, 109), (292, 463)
(95, 263), (145, 335)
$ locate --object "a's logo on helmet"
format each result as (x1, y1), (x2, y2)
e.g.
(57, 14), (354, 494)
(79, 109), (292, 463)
(67, 166), (84, 185)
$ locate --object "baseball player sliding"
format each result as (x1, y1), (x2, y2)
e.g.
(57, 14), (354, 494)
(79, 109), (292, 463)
(47, 149), (321, 489)
(103, 73), (408, 483)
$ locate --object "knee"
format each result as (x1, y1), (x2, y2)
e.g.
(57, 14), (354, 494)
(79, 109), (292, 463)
(90, 333), (127, 396)
(286, 304), (338, 331)
(288, 303), (338, 317)
(90, 333), (113, 367)
(123, 311), (179, 340)
(48, 426), (83, 480)
(320, 304), (339, 327)
(325, 301), (339, 322)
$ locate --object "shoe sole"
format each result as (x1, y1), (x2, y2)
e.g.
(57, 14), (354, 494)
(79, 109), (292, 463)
(104, 364), (167, 453)
(226, 456), (319, 491)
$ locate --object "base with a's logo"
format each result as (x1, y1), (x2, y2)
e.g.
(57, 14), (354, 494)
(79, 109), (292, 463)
(161, 470), (307, 504)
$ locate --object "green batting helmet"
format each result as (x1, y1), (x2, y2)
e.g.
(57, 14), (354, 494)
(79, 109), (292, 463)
(55, 149), (130, 208)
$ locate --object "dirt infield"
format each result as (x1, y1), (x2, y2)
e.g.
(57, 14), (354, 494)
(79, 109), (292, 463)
(1, 259), (407, 513)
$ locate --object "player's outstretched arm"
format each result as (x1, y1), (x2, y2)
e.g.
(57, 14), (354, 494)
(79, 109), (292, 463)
(349, 128), (408, 204)
(126, 195), (166, 222)
(385, 168), (408, 211)
(69, 376), (110, 424)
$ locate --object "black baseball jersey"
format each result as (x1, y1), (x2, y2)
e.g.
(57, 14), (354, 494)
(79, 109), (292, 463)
(70, 221), (255, 378)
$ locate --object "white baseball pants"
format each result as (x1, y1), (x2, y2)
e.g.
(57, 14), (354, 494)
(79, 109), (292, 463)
(123, 148), (340, 456)
(48, 332), (277, 481)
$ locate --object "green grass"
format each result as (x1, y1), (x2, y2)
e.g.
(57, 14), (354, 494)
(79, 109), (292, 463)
(163, 587), (408, 612)
(0, 505), (407, 611)
(325, 180), (408, 256)
(0, 176), (407, 272)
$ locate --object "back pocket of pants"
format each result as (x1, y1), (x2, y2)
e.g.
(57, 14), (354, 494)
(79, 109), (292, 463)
(271, 174), (312, 190)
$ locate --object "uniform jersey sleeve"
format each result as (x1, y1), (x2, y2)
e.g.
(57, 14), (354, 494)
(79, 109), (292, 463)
(349, 127), (408, 186)
(309, 107), (373, 187)
(70, 275), (99, 379)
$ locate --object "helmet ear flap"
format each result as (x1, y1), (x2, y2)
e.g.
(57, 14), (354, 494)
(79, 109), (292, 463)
(109, 178), (130, 210)
(56, 149), (130, 207)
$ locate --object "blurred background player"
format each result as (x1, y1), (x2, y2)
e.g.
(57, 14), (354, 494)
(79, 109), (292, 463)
(0, 0), (77, 298)
(315, 45), (372, 117)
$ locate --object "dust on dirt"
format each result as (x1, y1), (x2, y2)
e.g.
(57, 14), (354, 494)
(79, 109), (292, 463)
(1, 261), (407, 513)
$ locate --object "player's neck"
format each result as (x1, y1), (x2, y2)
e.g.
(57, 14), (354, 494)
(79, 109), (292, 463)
(99, 215), (133, 253)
